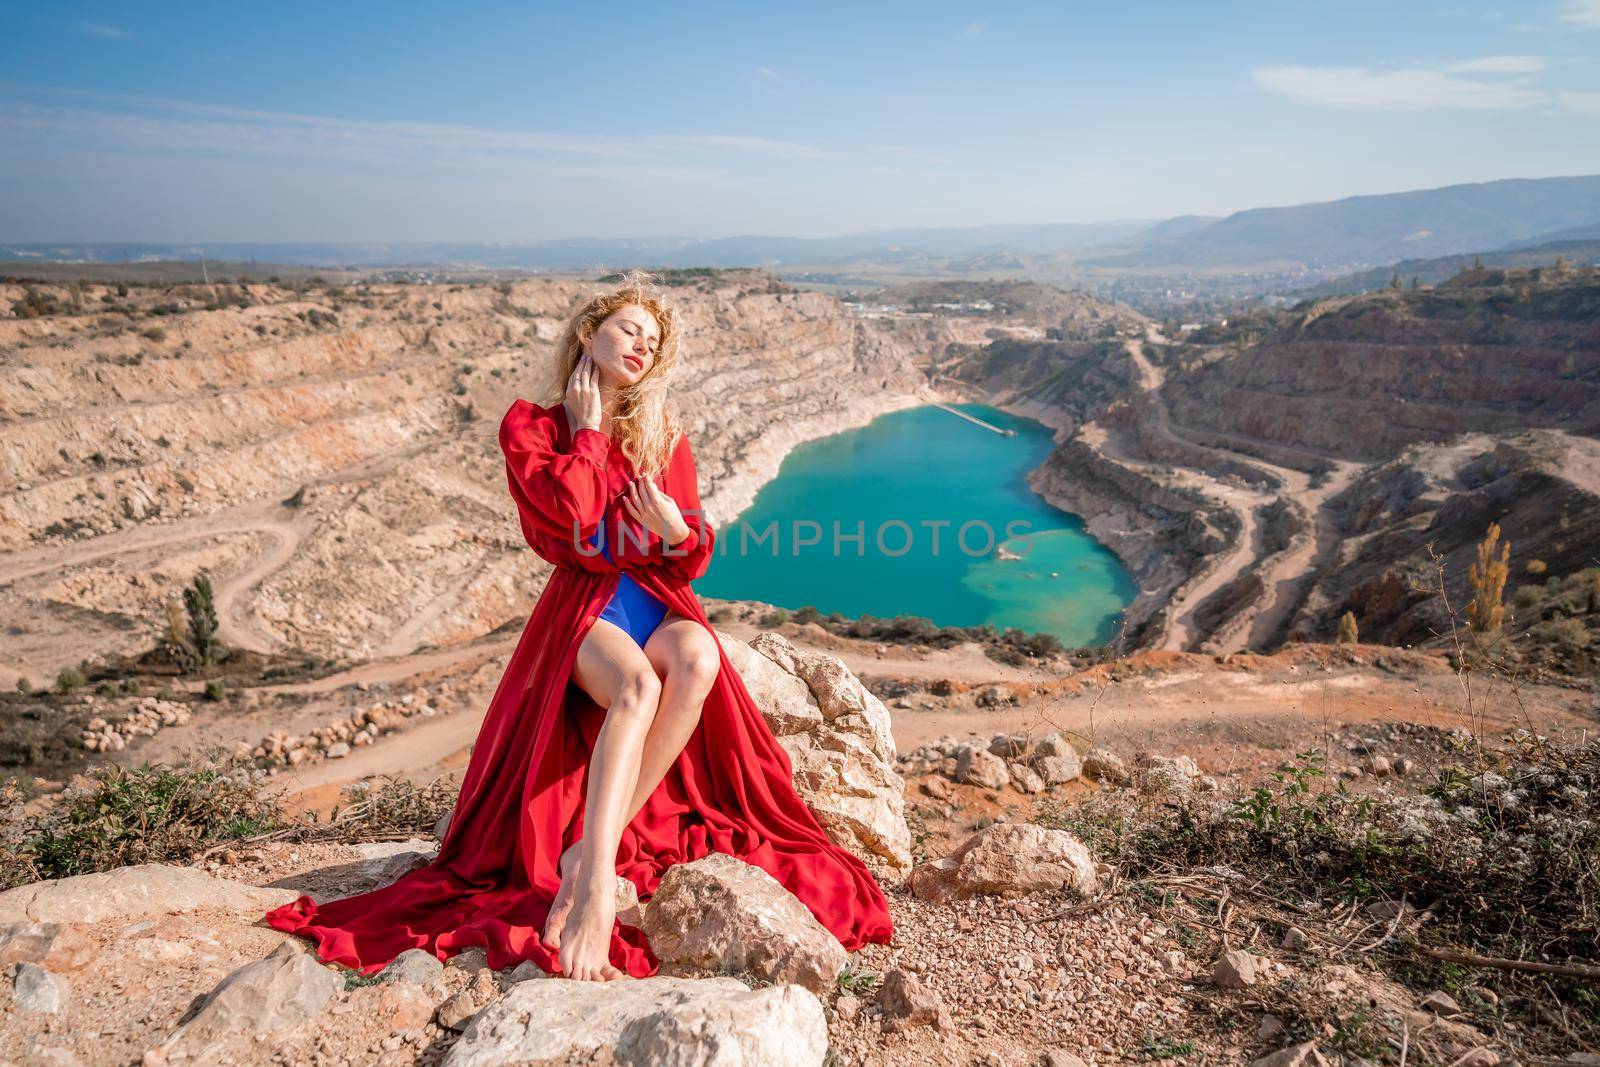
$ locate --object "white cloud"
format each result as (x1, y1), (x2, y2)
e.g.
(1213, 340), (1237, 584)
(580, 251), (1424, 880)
(964, 21), (986, 34)
(1252, 64), (1546, 110)
(1561, 0), (1600, 27)
(1444, 55), (1547, 73)
(77, 22), (132, 39)
(1253, 58), (1599, 115)
(755, 67), (778, 80)
(0, 87), (833, 166)
(1555, 90), (1600, 114)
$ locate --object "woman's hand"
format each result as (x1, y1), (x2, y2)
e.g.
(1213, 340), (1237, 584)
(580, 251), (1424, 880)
(622, 475), (692, 547)
(564, 353), (603, 433)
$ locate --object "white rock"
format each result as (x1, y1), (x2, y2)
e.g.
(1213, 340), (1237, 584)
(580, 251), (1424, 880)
(445, 976), (827, 1067)
(13, 961), (66, 1013)
(0, 864), (297, 924)
(908, 823), (1096, 903)
(640, 853), (846, 993)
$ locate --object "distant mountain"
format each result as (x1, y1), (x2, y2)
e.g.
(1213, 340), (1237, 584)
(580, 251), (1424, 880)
(1082, 175), (1600, 271)
(0, 221), (1159, 272)
(1287, 239), (1600, 299)
(1504, 220), (1600, 248)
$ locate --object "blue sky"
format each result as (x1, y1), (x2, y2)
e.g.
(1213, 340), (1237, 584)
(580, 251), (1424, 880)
(3, 1), (1598, 242)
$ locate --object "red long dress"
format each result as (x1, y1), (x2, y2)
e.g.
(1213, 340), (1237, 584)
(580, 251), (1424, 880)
(263, 398), (895, 976)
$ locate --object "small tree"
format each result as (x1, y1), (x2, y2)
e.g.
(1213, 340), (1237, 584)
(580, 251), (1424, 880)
(1466, 522), (1510, 636)
(183, 573), (221, 668)
(1389, 273), (1402, 290)
(1473, 254), (1483, 270)
(1337, 611), (1359, 644)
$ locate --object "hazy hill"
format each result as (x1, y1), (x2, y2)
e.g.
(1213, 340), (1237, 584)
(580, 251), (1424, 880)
(0, 221), (1157, 273)
(1083, 174), (1600, 271)
(1289, 238), (1600, 298)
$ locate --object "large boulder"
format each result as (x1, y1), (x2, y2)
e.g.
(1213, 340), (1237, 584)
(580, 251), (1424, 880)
(157, 940), (342, 1062)
(0, 864), (298, 924)
(724, 631), (911, 878)
(908, 822), (1097, 904)
(445, 975), (827, 1067)
(640, 852), (847, 994)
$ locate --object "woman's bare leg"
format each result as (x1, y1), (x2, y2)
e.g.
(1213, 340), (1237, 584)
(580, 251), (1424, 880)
(543, 616), (662, 981)
(554, 612), (720, 874)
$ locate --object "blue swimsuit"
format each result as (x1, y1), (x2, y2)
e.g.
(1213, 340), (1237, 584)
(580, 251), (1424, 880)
(588, 524), (671, 647)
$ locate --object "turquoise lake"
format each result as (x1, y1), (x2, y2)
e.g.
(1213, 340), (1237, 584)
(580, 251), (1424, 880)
(694, 404), (1137, 647)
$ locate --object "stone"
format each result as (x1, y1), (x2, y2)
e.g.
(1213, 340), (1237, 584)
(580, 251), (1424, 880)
(640, 852), (846, 994)
(374, 850), (434, 888)
(875, 967), (950, 1032)
(0, 864), (298, 924)
(12, 961), (66, 1013)
(988, 730), (1028, 756)
(1281, 926), (1308, 951)
(437, 970), (498, 1032)
(1363, 899), (1417, 924)
(346, 980), (437, 1033)
(954, 744), (1010, 790)
(1419, 990), (1462, 1016)
(1042, 1053), (1090, 1067)
(447, 946), (490, 974)
(741, 632), (911, 876)
(325, 742), (350, 759)
(907, 823), (1097, 904)
(1034, 733), (1075, 759)
(433, 811), (453, 840)
(378, 948), (445, 986)
(444, 975), (826, 1067)
(1368, 755), (1392, 777)
(504, 960), (547, 985)
(158, 939), (341, 1061)
(1213, 949), (1262, 989)
(1031, 750), (1083, 786)
(1135, 753), (1199, 793)
(0, 921), (98, 972)
(1009, 762), (1046, 794)
(1082, 748), (1131, 785)
(976, 686), (1017, 709)
(1251, 1043), (1330, 1067)
(920, 776), (951, 801)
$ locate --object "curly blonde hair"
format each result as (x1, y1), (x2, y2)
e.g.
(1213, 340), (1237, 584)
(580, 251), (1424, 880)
(547, 269), (684, 478)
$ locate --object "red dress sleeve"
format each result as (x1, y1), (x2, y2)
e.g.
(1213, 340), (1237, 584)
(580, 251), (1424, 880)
(498, 399), (612, 540)
(641, 433), (716, 582)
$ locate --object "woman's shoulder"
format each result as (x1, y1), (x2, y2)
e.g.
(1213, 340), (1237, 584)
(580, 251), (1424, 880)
(499, 397), (562, 450)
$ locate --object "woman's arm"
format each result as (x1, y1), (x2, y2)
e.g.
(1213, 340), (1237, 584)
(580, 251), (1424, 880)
(639, 434), (715, 582)
(498, 399), (611, 539)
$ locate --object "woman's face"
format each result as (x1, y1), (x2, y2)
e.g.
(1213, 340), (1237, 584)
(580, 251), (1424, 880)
(582, 304), (661, 388)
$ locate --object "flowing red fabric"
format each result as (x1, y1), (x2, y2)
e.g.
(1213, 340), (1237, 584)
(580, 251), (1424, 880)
(263, 398), (895, 976)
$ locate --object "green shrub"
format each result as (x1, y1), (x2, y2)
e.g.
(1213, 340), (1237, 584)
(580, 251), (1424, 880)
(1529, 617), (1590, 649)
(1, 758), (285, 889)
(54, 667), (85, 694)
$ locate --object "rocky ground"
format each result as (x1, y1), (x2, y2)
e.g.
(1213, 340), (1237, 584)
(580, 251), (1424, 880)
(3, 627), (1595, 1066)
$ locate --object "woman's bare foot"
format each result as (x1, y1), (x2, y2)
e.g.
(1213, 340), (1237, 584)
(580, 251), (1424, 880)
(557, 867), (625, 981)
(541, 841), (582, 952)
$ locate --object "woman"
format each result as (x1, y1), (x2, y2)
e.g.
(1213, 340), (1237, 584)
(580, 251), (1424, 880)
(264, 271), (895, 982)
